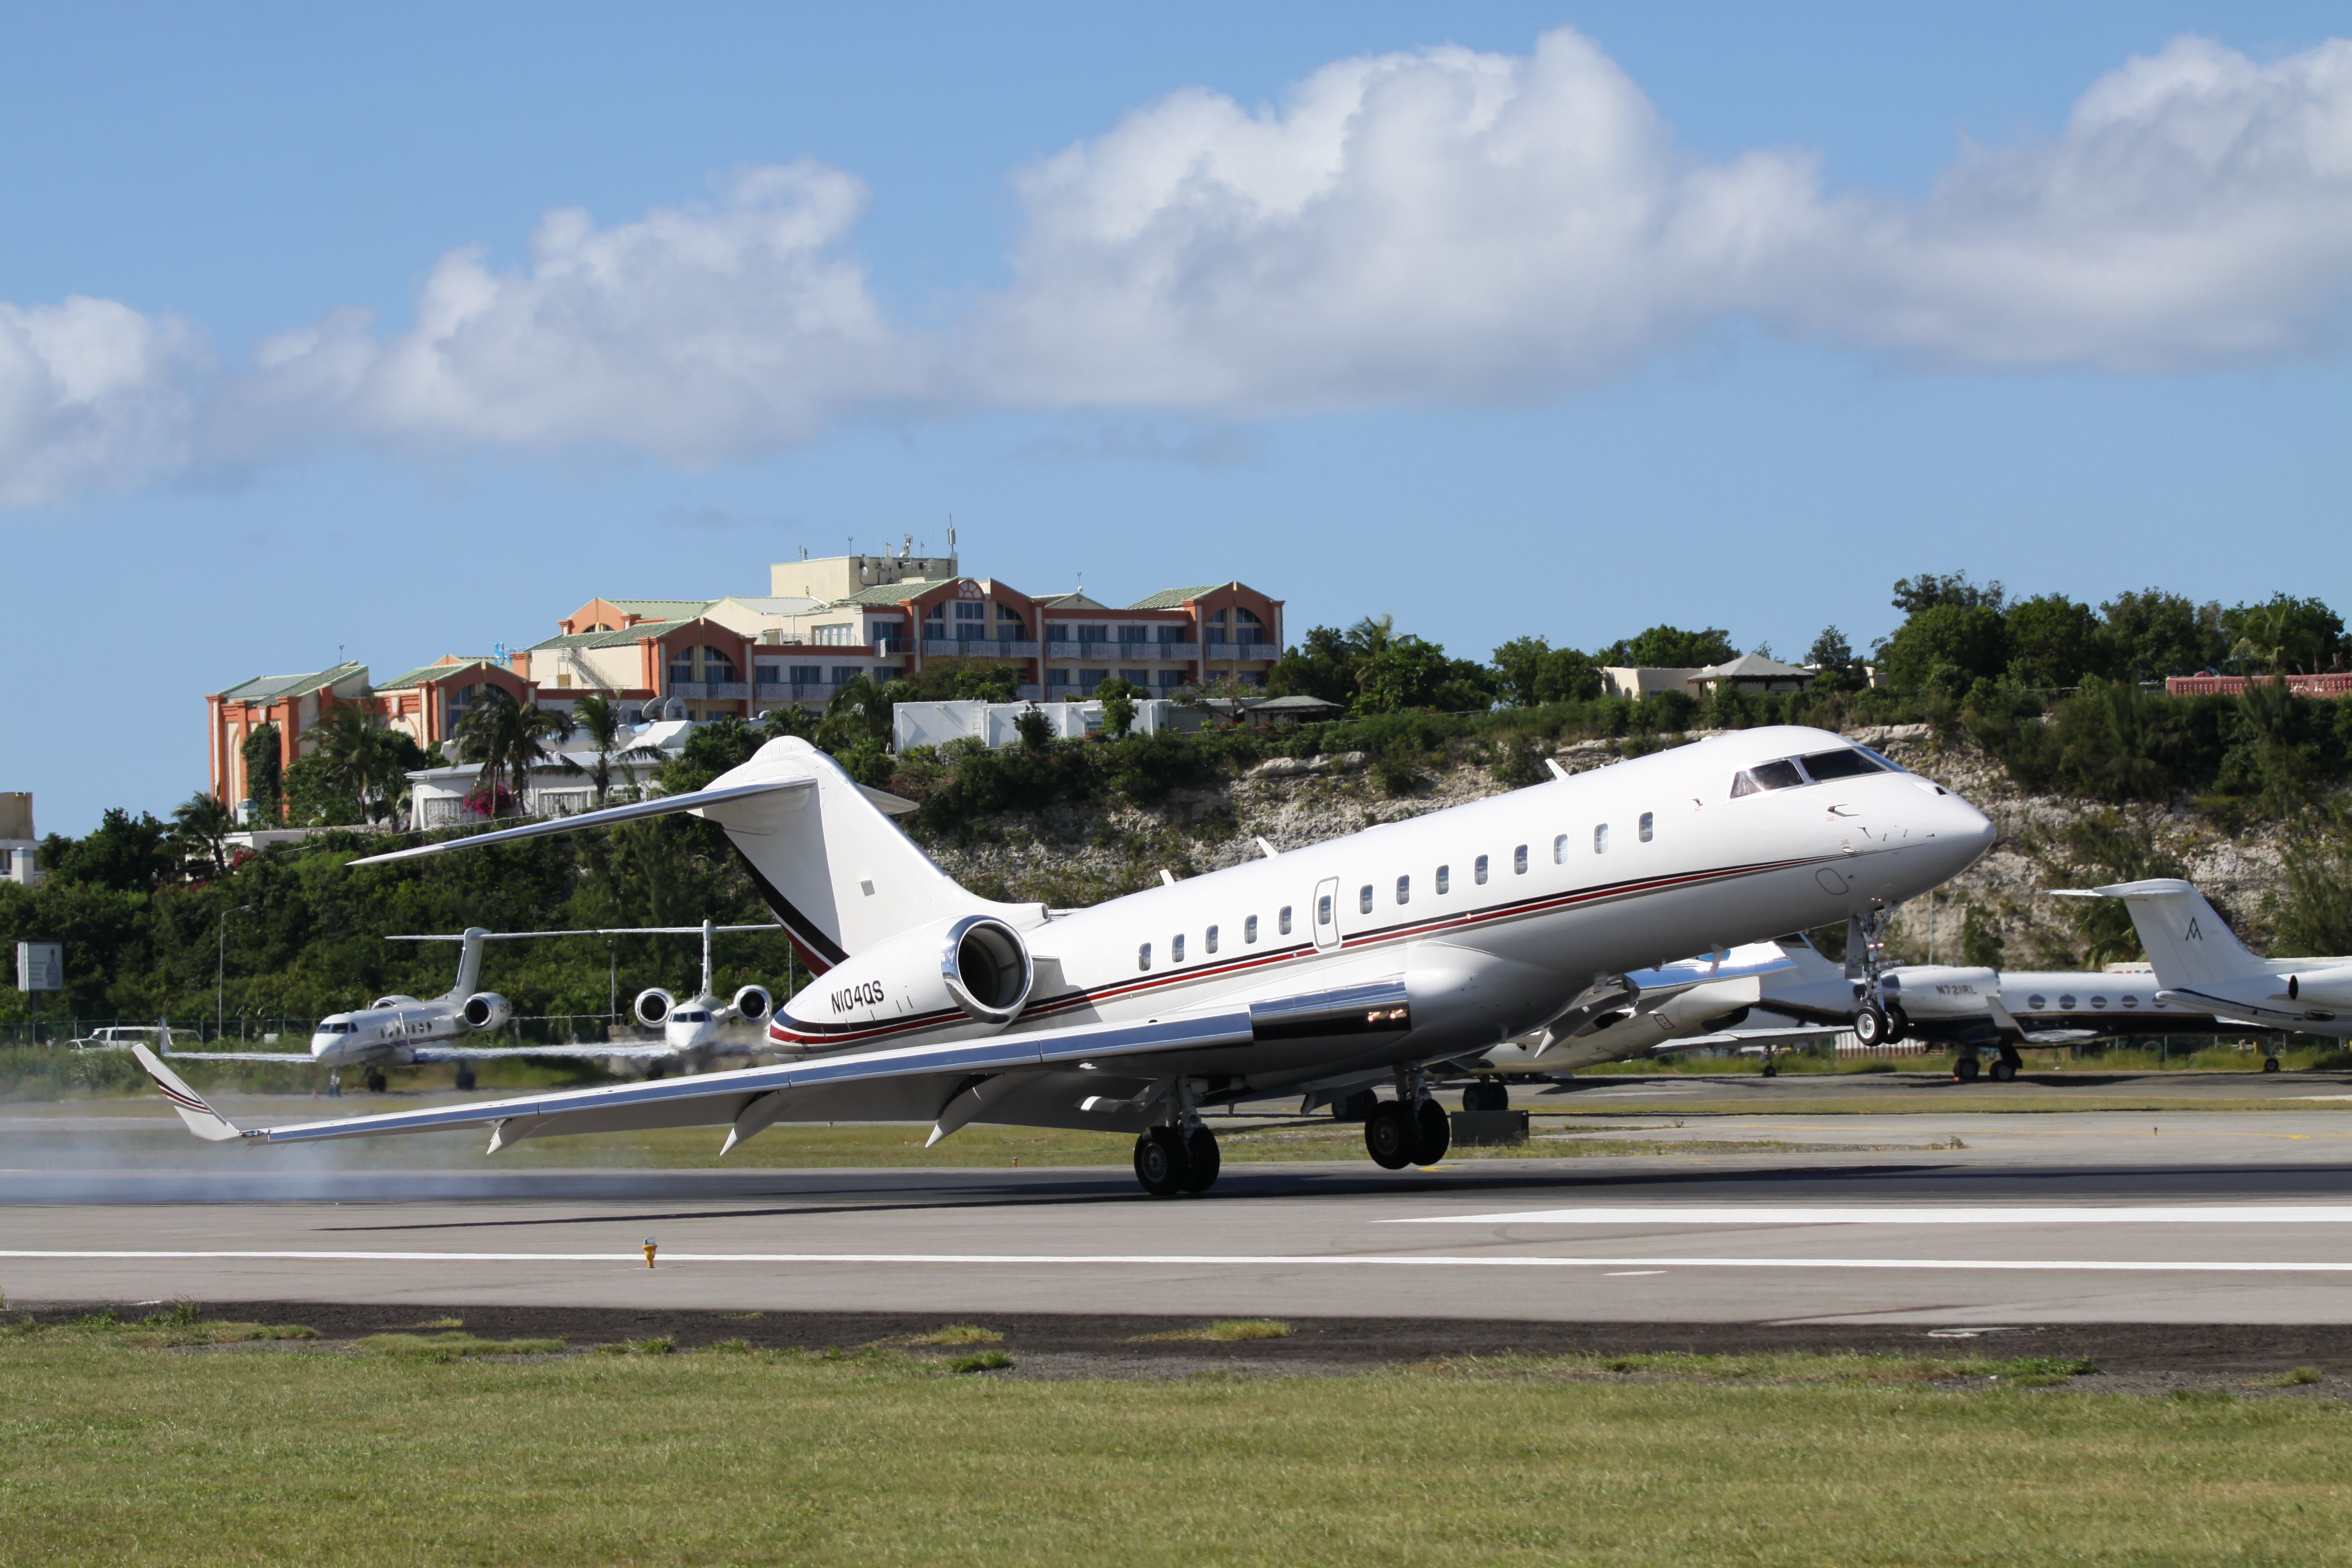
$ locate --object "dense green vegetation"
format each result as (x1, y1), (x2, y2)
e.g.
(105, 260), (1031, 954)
(10, 576), (2349, 1031)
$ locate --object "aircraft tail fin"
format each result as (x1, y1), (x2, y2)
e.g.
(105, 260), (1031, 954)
(2051, 879), (2263, 989)
(131, 1045), (247, 1142)
(451, 928), (490, 999)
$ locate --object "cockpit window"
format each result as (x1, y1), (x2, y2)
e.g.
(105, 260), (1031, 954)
(1799, 748), (1887, 782)
(1730, 758), (1806, 797)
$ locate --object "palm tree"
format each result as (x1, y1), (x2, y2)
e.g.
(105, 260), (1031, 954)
(573, 692), (664, 805)
(456, 689), (577, 818)
(170, 792), (236, 879)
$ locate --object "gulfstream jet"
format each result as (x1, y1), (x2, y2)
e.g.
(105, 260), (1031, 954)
(136, 729), (1994, 1195)
(2054, 879), (2352, 1041)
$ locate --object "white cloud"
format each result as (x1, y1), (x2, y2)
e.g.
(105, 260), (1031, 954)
(0, 296), (203, 504)
(2, 30), (2350, 503)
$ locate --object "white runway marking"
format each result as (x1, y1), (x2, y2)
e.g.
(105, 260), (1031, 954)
(7, 1249), (2352, 1274)
(1385, 1205), (2352, 1226)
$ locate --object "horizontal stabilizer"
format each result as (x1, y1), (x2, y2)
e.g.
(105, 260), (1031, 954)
(346, 778), (813, 867)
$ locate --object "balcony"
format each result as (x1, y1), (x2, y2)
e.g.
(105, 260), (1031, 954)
(667, 681), (749, 700)
(923, 638), (1040, 658)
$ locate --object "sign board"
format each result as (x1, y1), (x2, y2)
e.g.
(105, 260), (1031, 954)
(16, 941), (62, 992)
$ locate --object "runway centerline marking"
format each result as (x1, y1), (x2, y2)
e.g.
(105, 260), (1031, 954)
(7, 1249), (2352, 1275)
(1384, 1205), (2352, 1226)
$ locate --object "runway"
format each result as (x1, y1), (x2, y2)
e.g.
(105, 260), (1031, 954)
(10, 1100), (2352, 1325)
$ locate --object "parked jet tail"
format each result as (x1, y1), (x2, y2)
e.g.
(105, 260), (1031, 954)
(350, 739), (1023, 974)
(2048, 879), (2264, 990)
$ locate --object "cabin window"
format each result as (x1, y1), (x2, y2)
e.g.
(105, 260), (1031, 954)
(1593, 824), (1609, 854)
(2121, 994), (2137, 1008)
(1395, 875), (1410, 905)
(1246, 915), (1260, 943)
(1436, 865), (1450, 895)
(1205, 925), (1219, 955)
(1359, 884), (1373, 914)
(1639, 812), (1654, 843)
(1474, 855), (1489, 885)
(2058, 994), (2076, 1009)
(1138, 942), (1152, 972)
(1315, 895), (1330, 928)
(1279, 906), (1292, 936)
(1554, 833), (1567, 864)
(1514, 844), (1528, 875)
(2028, 995), (2047, 1010)
(1172, 934), (1186, 963)
(2090, 994), (2107, 1009)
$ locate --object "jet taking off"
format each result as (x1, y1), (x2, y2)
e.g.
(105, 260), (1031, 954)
(136, 729), (1994, 1195)
(2055, 879), (2352, 1044)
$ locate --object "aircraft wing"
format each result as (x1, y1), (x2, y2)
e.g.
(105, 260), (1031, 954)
(150, 1051), (323, 1063)
(131, 978), (1406, 1150)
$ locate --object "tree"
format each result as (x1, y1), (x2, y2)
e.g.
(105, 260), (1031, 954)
(1892, 572), (2005, 615)
(1093, 677), (1142, 738)
(2003, 594), (2106, 689)
(1605, 625), (1736, 669)
(2100, 589), (2226, 680)
(1015, 705), (1055, 749)
(45, 807), (173, 893)
(1879, 603), (2007, 696)
(241, 724), (283, 823)
(757, 701), (820, 742)
(2222, 594), (2348, 675)
(455, 688), (576, 818)
(1266, 626), (1359, 706)
(1353, 636), (1490, 714)
(1805, 626), (1859, 690)
(304, 706), (427, 824)
(950, 665), (1021, 702)
(575, 693), (666, 804)
(169, 792), (235, 880)
(1490, 637), (1602, 706)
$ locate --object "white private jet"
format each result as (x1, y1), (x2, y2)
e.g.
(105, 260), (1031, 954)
(628, 917), (788, 1070)
(162, 921), (779, 1092)
(134, 729), (1994, 1195)
(2053, 878), (2352, 1048)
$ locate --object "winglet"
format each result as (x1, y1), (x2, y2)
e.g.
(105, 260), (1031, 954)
(131, 1044), (247, 1142)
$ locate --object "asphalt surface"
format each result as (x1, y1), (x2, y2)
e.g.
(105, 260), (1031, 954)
(11, 1077), (2352, 1330)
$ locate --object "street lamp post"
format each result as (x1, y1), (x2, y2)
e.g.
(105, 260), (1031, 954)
(217, 904), (254, 1041)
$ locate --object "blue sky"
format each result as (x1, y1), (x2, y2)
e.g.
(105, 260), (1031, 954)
(5, 2), (2348, 833)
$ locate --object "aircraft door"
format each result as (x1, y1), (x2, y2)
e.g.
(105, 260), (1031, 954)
(1312, 877), (1341, 951)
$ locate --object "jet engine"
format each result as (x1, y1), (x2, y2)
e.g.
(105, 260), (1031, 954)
(461, 992), (512, 1030)
(731, 984), (773, 1023)
(634, 987), (676, 1028)
(782, 915), (1034, 1036)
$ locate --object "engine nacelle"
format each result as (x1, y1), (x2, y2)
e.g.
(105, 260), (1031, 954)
(461, 992), (512, 1030)
(634, 987), (676, 1028)
(1878, 967), (2000, 1021)
(732, 984), (773, 1023)
(782, 915), (1033, 1039)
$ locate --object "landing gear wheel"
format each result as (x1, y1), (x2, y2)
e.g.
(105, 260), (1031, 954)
(1953, 1054), (1981, 1083)
(2264, 1055), (2282, 1073)
(1412, 1098), (1451, 1166)
(1990, 1058), (2017, 1083)
(1761, 1058), (1778, 1078)
(1180, 1127), (1221, 1193)
(1365, 1101), (1417, 1170)
(1464, 1080), (1509, 1112)
(1854, 1004), (1893, 1048)
(454, 1065), (477, 1091)
(1133, 1127), (1190, 1196)
(364, 1067), (388, 1094)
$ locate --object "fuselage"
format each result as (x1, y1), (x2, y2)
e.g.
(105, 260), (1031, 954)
(771, 726), (1996, 1091)
(308, 996), (467, 1065)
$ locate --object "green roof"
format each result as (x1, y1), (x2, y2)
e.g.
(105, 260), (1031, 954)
(528, 618), (696, 651)
(1127, 584), (1228, 610)
(374, 658), (498, 691)
(824, 580), (944, 608)
(606, 598), (715, 617)
(213, 661), (367, 701)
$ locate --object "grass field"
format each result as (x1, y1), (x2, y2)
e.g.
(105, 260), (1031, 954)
(4, 1313), (2349, 1566)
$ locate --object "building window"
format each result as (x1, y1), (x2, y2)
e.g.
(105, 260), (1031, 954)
(755, 666), (783, 686)
(1594, 824), (1609, 853)
(1514, 844), (1528, 874)
(1047, 668), (1072, 687)
(1156, 625), (1183, 643)
(1155, 669), (1185, 689)
(813, 623), (856, 646)
(1117, 624), (1147, 643)
(1554, 833), (1567, 864)
(1205, 609), (1228, 646)
(1119, 668), (1149, 687)
(1079, 624), (1108, 644)
(1138, 942), (1152, 972)
(870, 619), (905, 652)
(1046, 624), (1071, 643)
(1206, 925), (1219, 955)
(790, 665), (823, 686)
(1235, 608), (1265, 643)
(1639, 811), (1655, 842)
(1245, 915), (1259, 943)
(1475, 854), (1489, 885)
(1359, 884), (1373, 914)
(1436, 865), (1449, 894)
(956, 601), (986, 621)
(1395, 875), (1410, 905)
(997, 613), (1028, 638)
(831, 667), (862, 686)
(1078, 669), (1110, 689)
(1172, 933), (1185, 964)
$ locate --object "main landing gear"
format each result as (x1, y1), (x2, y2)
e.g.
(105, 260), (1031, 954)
(1953, 1045), (2023, 1083)
(1462, 1079), (1511, 1112)
(363, 1066), (389, 1094)
(1133, 1124), (1221, 1197)
(454, 1064), (477, 1091)
(1365, 1096), (1451, 1171)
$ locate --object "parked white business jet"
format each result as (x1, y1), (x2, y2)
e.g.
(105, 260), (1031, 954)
(2055, 879), (2352, 1046)
(630, 918), (784, 1068)
(135, 729), (1994, 1195)
(163, 922), (778, 1092)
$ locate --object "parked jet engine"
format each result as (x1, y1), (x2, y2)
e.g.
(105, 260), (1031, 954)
(460, 992), (512, 1030)
(732, 984), (773, 1022)
(634, 987), (676, 1028)
(783, 915), (1033, 1035)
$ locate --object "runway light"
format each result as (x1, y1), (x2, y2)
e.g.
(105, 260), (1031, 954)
(643, 1238), (658, 1269)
